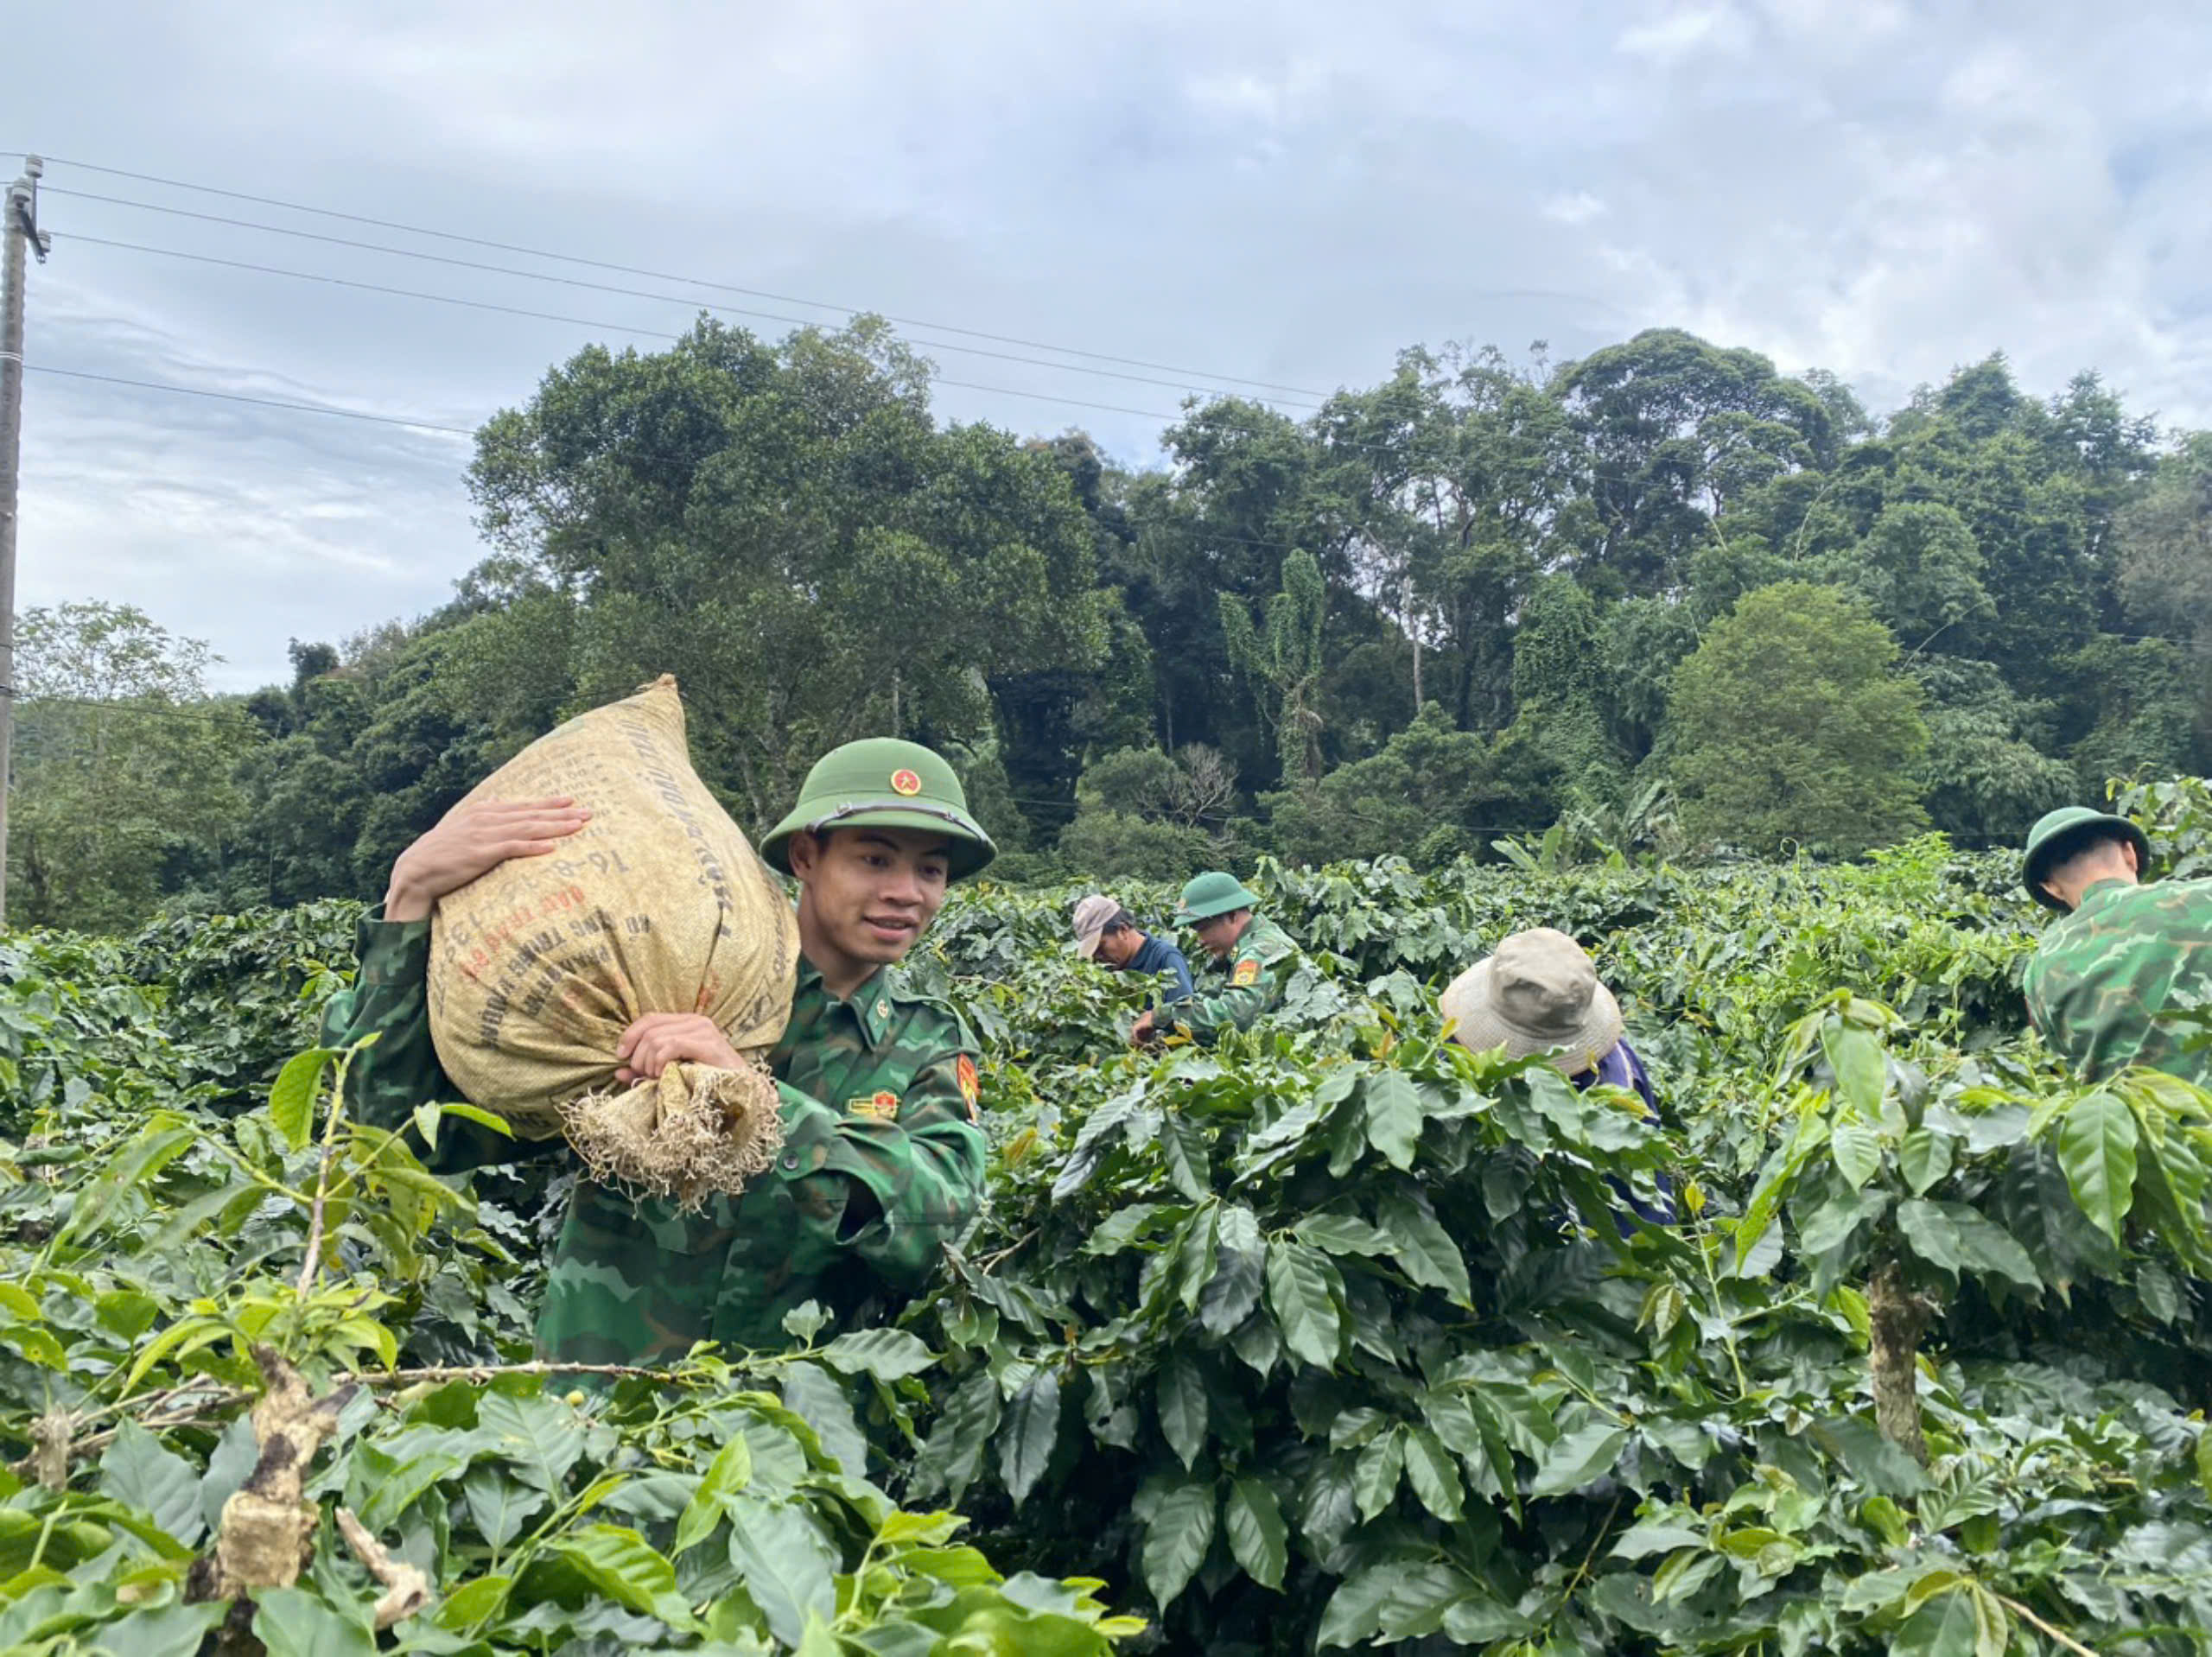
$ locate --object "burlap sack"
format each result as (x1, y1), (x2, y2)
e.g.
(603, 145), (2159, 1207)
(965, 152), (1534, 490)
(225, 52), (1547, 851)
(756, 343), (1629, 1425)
(427, 676), (798, 1207)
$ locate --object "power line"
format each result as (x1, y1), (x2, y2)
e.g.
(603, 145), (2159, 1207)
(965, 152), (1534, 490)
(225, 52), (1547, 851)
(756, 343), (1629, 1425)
(25, 365), (478, 435)
(55, 192), (1327, 409)
(44, 232), (1647, 481)
(31, 348), (1223, 433)
(66, 232), (682, 346)
(52, 202), (1318, 411)
(39, 175), (1335, 404)
(57, 232), (1282, 418)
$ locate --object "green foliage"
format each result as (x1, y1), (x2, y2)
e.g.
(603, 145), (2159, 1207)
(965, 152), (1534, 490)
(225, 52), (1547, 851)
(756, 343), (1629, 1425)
(1056, 745), (1240, 880)
(1909, 660), (2075, 845)
(1053, 811), (1214, 885)
(31, 321), (2196, 927)
(0, 924), (1138, 1653)
(8, 604), (254, 931)
(16, 826), (2212, 1650)
(1263, 704), (1500, 867)
(886, 846), (2212, 1654)
(463, 317), (1112, 822)
(1670, 584), (1930, 854)
(1221, 549), (1329, 783)
(1827, 500), (1992, 646)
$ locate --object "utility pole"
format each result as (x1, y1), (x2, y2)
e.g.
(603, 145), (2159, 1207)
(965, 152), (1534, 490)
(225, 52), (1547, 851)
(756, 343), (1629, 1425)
(0, 156), (49, 929)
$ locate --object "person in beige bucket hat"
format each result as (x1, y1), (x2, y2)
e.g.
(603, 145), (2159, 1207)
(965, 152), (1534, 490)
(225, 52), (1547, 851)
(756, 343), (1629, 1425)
(1440, 927), (1627, 1076)
(1443, 929), (1672, 1224)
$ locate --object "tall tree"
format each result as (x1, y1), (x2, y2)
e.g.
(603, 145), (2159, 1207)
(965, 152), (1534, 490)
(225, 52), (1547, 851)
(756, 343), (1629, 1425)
(465, 317), (1109, 823)
(1221, 549), (1328, 782)
(1553, 329), (1836, 598)
(8, 603), (251, 930)
(1669, 583), (1928, 854)
(2117, 431), (2212, 748)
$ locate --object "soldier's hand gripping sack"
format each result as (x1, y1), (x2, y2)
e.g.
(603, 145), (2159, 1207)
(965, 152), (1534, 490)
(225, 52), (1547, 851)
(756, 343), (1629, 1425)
(427, 676), (798, 1205)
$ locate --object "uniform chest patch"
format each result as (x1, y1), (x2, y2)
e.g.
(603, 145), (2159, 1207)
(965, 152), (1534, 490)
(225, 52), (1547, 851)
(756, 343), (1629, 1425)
(1232, 958), (1262, 987)
(956, 1054), (982, 1121)
(849, 1089), (901, 1121)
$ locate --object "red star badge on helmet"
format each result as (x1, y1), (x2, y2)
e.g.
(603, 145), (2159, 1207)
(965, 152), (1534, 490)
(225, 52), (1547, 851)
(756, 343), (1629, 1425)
(891, 768), (923, 797)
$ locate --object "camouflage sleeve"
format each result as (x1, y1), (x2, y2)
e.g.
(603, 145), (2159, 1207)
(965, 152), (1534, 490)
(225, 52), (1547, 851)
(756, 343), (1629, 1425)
(316, 909), (541, 1176)
(1176, 953), (1280, 1043)
(2021, 957), (2066, 1057)
(772, 1050), (987, 1291)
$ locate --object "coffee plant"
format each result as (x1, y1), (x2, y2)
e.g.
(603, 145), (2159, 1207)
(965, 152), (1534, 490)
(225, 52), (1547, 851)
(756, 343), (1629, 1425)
(3, 813), (2212, 1653)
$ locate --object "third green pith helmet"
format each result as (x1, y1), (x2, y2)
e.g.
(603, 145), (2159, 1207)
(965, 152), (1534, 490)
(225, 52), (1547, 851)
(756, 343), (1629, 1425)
(760, 739), (996, 880)
(1173, 870), (1262, 925)
(2021, 805), (2151, 911)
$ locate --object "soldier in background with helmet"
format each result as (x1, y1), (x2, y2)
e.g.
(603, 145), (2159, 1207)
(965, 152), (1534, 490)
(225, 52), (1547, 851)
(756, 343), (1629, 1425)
(1130, 870), (1300, 1045)
(319, 737), (996, 1365)
(2020, 803), (2212, 1087)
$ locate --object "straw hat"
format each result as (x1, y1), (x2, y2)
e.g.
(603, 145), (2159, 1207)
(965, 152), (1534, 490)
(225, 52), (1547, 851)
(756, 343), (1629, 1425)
(1440, 928), (1624, 1074)
(1071, 893), (1118, 959)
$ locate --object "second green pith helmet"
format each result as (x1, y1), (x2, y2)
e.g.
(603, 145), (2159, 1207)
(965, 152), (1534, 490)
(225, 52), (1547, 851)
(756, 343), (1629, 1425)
(760, 738), (996, 880)
(2021, 805), (2150, 911)
(1174, 870), (1262, 925)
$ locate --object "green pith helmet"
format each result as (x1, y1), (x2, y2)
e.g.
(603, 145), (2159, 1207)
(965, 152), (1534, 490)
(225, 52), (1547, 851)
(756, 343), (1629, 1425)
(760, 738), (996, 880)
(2021, 805), (2151, 911)
(1173, 870), (1262, 925)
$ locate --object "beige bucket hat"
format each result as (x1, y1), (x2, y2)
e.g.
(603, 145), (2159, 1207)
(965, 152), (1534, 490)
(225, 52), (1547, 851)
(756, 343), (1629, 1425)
(1071, 893), (1119, 959)
(1440, 927), (1625, 1074)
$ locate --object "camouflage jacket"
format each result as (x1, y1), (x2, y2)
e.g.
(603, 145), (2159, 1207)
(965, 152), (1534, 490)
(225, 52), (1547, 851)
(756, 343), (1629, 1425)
(317, 911), (987, 1364)
(1173, 913), (1301, 1043)
(2024, 876), (2212, 1086)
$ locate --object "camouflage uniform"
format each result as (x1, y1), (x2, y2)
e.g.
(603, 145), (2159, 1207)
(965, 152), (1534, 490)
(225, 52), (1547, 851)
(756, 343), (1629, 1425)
(2023, 877), (2212, 1085)
(1174, 914), (1300, 1042)
(319, 912), (986, 1362)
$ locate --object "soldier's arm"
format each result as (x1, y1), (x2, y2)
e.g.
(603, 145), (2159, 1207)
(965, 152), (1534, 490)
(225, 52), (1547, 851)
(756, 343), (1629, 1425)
(2021, 960), (2063, 1051)
(317, 910), (537, 1175)
(772, 1050), (987, 1290)
(1174, 956), (1280, 1042)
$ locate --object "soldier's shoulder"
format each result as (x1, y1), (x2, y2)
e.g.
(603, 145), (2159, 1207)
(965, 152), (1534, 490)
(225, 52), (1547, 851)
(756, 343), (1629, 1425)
(1244, 916), (1300, 962)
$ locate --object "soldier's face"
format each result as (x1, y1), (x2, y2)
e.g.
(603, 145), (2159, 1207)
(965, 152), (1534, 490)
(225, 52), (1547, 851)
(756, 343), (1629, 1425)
(1193, 910), (1249, 961)
(790, 827), (952, 968)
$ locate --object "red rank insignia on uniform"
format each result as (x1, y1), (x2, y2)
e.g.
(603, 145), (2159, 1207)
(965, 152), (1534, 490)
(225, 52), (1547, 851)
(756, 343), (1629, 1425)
(891, 768), (923, 797)
(956, 1054), (981, 1121)
(1233, 958), (1262, 987)
(849, 1089), (901, 1121)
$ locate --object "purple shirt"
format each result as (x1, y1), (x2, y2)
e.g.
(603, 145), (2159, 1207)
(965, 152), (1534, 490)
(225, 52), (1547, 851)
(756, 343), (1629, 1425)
(1571, 1037), (1673, 1226)
(1575, 1038), (1657, 1119)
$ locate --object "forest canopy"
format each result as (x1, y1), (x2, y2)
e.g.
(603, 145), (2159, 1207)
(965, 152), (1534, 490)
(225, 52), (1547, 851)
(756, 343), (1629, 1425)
(11, 320), (2203, 930)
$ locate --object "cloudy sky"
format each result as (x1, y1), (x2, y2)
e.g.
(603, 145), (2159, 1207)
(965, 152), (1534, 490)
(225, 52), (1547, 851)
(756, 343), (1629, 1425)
(9, 1), (2209, 689)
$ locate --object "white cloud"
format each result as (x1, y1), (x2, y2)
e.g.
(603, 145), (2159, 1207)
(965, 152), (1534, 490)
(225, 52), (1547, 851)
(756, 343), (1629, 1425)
(1616, 5), (1752, 62)
(4, 0), (2211, 689)
(1541, 192), (1608, 227)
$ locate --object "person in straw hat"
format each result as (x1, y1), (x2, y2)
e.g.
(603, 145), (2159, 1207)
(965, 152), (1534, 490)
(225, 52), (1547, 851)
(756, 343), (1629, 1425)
(1442, 928), (1671, 1222)
(2019, 803), (2212, 1085)
(320, 737), (997, 1367)
(1071, 893), (1195, 1016)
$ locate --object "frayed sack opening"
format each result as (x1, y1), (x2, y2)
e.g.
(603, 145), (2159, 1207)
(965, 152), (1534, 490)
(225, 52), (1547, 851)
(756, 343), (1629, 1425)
(558, 1056), (785, 1215)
